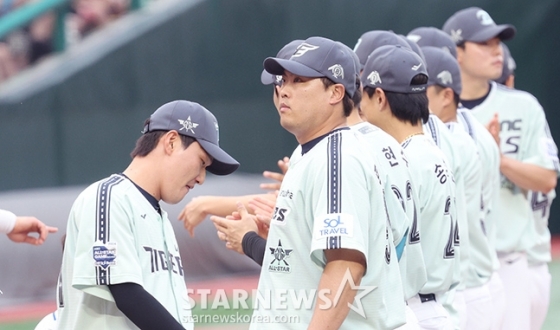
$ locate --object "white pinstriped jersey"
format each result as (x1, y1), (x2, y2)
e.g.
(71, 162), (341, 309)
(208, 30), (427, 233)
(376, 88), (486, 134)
(57, 174), (192, 330)
(446, 121), (494, 287)
(423, 115), (464, 291)
(351, 121), (426, 301)
(468, 82), (560, 253)
(458, 108), (501, 271)
(401, 134), (458, 296)
(251, 128), (406, 329)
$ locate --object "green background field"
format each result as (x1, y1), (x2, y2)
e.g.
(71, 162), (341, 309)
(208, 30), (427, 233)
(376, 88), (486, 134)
(2, 260), (560, 329)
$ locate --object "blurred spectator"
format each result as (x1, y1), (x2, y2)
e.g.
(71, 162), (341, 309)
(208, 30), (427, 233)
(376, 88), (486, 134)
(0, 0), (131, 84)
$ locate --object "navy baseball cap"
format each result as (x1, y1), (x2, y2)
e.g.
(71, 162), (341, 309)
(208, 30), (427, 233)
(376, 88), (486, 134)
(407, 27), (457, 58)
(143, 100), (240, 175)
(422, 46), (462, 96)
(495, 42), (516, 85)
(400, 35), (426, 67)
(263, 36), (358, 97)
(361, 45), (428, 94)
(442, 7), (516, 44)
(260, 39), (304, 85)
(353, 30), (411, 67)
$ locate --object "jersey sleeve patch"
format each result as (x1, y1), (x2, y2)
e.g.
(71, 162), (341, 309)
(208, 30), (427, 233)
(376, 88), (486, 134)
(312, 213), (354, 241)
(93, 240), (117, 269)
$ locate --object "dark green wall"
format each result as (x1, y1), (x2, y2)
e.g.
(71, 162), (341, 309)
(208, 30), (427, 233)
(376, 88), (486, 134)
(1, 0), (560, 232)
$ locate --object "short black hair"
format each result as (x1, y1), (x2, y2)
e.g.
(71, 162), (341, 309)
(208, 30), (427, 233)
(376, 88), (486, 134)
(131, 118), (196, 158)
(320, 77), (353, 117)
(363, 74), (429, 125)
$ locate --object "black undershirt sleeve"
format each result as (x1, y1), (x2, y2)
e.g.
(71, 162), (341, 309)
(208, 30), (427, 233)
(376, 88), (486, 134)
(242, 231), (266, 266)
(109, 282), (185, 330)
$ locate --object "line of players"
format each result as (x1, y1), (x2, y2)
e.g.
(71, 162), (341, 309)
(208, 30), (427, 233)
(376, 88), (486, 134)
(182, 6), (558, 330)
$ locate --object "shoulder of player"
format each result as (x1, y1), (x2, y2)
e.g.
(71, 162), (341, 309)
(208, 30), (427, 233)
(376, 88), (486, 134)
(492, 83), (543, 109)
(76, 175), (135, 204)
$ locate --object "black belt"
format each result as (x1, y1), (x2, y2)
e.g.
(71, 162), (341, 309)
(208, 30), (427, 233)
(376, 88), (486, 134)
(418, 293), (436, 303)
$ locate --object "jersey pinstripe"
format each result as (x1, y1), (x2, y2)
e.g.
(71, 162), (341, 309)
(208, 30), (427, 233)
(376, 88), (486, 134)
(446, 121), (494, 287)
(57, 174), (192, 330)
(251, 129), (406, 329)
(401, 134), (458, 296)
(468, 82), (560, 253)
(458, 108), (501, 271)
(351, 121), (426, 301)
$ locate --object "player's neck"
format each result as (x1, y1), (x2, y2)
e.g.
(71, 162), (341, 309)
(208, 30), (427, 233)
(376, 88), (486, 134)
(346, 109), (363, 126)
(432, 108), (457, 123)
(460, 73), (491, 100)
(382, 120), (424, 144)
(295, 116), (347, 145)
(123, 157), (161, 200)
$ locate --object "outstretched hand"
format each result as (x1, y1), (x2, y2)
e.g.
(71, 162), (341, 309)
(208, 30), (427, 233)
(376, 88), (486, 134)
(8, 217), (58, 245)
(260, 157), (289, 191)
(486, 113), (501, 149)
(211, 202), (258, 254)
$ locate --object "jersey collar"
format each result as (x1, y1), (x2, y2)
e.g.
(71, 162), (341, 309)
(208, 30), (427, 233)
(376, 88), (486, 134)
(301, 127), (349, 155)
(120, 173), (162, 214)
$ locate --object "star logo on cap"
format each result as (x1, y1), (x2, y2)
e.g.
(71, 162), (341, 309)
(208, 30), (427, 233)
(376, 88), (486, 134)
(367, 71), (382, 85)
(412, 63), (423, 71)
(450, 29), (463, 43)
(328, 64), (344, 79)
(407, 34), (421, 43)
(437, 70), (453, 85)
(178, 117), (199, 134)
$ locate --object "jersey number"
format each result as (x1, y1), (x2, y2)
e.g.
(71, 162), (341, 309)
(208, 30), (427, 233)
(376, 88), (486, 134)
(406, 181), (420, 244)
(443, 197), (457, 259)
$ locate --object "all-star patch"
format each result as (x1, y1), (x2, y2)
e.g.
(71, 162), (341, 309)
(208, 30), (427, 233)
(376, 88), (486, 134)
(93, 241), (117, 269)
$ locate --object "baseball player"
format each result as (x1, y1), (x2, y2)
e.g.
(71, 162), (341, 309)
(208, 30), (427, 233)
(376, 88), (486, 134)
(443, 7), (559, 330)
(177, 40), (303, 239)
(215, 36), (406, 329)
(57, 100), (239, 329)
(493, 43), (558, 330)
(360, 44), (457, 329)
(406, 25), (507, 329)
(424, 46), (498, 330)
(0, 209), (57, 245)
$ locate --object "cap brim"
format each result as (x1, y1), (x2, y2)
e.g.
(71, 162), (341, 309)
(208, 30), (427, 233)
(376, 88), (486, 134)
(197, 140), (239, 175)
(470, 24), (516, 42)
(260, 69), (275, 85)
(263, 57), (323, 78)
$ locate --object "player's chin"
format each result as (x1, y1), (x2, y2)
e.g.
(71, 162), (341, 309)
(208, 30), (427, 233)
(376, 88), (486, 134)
(163, 189), (189, 205)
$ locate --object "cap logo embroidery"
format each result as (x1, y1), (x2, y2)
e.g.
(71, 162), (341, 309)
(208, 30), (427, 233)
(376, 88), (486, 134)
(214, 122), (219, 142)
(507, 58), (515, 71)
(367, 71), (382, 85)
(178, 116), (199, 134)
(476, 10), (495, 26)
(292, 43), (319, 57)
(328, 64), (344, 79)
(412, 63), (423, 71)
(450, 29), (463, 43)
(275, 75), (282, 84)
(437, 70), (453, 85)
(407, 35), (421, 43)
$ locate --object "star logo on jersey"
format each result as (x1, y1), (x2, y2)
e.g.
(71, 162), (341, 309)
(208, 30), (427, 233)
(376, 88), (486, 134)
(330, 268), (377, 318)
(437, 70), (453, 85)
(292, 43), (319, 58)
(178, 117), (199, 134)
(476, 10), (495, 26)
(268, 240), (293, 273)
(328, 64), (344, 79)
(367, 71), (382, 85)
(450, 29), (463, 43)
